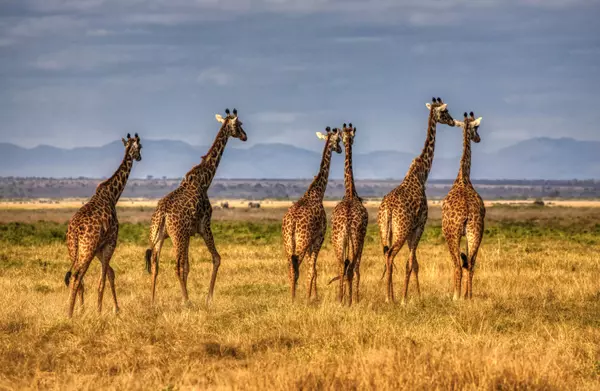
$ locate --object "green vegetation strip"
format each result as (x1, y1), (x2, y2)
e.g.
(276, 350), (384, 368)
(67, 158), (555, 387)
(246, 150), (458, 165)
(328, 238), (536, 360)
(1, 219), (599, 247)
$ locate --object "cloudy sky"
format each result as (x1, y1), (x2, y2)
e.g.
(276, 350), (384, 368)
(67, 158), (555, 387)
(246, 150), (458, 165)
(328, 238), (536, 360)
(0, 0), (598, 156)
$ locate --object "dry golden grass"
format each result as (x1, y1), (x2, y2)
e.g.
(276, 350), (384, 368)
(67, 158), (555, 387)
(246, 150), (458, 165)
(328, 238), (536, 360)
(0, 205), (599, 390)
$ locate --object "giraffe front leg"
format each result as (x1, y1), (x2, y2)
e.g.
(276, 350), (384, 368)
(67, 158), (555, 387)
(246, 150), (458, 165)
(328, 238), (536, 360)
(107, 266), (119, 313)
(97, 262), (108, 313)
(200, 222), (221, 306)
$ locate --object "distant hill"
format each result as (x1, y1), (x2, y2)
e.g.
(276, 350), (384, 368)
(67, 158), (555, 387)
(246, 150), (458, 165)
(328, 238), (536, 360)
(0, 137), (598, 179)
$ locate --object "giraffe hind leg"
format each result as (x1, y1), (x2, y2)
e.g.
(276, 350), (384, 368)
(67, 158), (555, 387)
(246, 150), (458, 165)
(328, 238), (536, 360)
(385, 231), (409, 304)
(465, 222), (483, 299)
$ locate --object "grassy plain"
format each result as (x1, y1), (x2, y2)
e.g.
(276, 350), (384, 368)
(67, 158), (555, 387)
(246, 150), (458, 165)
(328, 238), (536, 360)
(0, 202), (599, 390)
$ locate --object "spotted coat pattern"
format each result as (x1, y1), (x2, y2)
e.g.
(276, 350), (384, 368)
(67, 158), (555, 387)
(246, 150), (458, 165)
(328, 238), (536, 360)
(146, 110), (247, 305)
(377, 99), (455, 303)
(442, 113), (485, 300)
(281, 128), (342, 301)
(330, 124), (368, 305)
(64, 134), (142, 317)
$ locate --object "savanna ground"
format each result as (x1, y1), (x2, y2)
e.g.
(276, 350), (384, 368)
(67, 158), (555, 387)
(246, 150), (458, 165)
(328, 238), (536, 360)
(0, 200), (599, 390)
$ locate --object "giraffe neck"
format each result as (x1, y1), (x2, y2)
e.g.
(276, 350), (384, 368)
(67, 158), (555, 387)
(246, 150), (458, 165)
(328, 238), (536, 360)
(456, 127), (472, 184)
(183, 125), (229, 192)
(343, 139), (358, 199)
(408, 110), (437, 184)
(305, 139), (333, 201)
(96, 149), (134, 204)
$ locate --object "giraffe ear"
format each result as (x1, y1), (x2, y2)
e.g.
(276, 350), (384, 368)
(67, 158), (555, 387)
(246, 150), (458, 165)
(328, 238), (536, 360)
(215, 114), (225, 123)
(316, 132), (327, 140)
(425, 103), (432, 110)
(121, 138), (127, 146)
(439, 103), (447, 111)
(472, 117), (482, 127)
(453, 120), (465, 127)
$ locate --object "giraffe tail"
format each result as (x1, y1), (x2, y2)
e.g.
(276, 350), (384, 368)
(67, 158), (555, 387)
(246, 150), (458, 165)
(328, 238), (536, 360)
(328, 231), (351, 284)
(291, 255), (300, 284)
(461, 253), (468, 269)
(64, 270), (72, 287)
(145, 249), (152, 274)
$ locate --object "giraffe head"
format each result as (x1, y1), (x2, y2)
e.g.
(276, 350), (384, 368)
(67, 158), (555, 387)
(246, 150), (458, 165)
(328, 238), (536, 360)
(316, 126), (342, 154)
(454, 112), (482, 143)
(340, 123), (356, 146)
(121, 133), (142, 161)
(425, 97), (454, 126)
(215, 108), (248, 142)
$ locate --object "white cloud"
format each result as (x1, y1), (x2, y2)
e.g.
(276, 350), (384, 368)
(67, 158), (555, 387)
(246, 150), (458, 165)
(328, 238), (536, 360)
(86, 28), (113, 36)
(7, 15), (85, 38)
(196, 67), (234, 86)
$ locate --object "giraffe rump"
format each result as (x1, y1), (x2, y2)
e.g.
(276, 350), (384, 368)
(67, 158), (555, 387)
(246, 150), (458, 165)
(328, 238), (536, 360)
(64, 270), (72, 287)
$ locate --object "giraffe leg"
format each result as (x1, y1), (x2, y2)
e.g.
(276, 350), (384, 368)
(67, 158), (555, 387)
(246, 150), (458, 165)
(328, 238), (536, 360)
(200, 220), (221, 306)
(97, 240), (117, 314)
(107, 266), (119, 313)
(385, 232), (409, 303)
(443, 224), (463, 301)
(97, 261), (108, 314)
(404, 227), (424, 304)
(149, 223), (166, 306)
(288, 254), (303, 302)
(353, 264), (361, 304)
(306, 241), (323, 302)
(338, 259), (345, 304)
(172, 235), (191, 304)
(77, 279), (85, 309)
(67, 251), (94, 318)
(353, 243), (365, 304)
(465, 223), (483, 300)
(347, 261), (356, 307)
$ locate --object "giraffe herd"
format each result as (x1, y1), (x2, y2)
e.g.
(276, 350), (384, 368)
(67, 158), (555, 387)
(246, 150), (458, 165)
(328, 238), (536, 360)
(63, 100), (484, 317)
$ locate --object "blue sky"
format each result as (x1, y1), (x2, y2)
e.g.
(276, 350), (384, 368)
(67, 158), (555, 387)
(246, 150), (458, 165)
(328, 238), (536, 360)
(0, 0), (598, 157)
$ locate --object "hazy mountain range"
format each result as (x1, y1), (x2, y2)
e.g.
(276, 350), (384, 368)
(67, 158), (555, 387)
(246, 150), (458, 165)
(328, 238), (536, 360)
(0, 137), (598, 180)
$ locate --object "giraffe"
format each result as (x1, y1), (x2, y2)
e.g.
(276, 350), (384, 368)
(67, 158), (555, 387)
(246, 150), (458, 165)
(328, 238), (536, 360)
(328, 123), (368, 306)
(442, 112), (484, 300)
(146, 108), (247, 305)
(378, 97), (456, 304)
(282, 127), (342, 301)
(64, 133), (143, 318)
